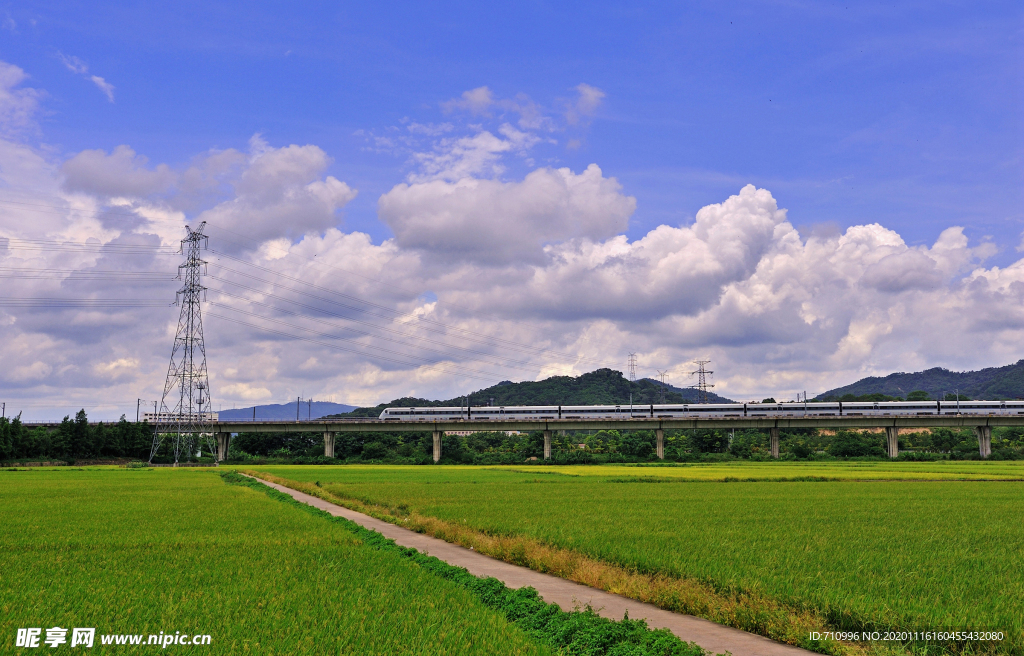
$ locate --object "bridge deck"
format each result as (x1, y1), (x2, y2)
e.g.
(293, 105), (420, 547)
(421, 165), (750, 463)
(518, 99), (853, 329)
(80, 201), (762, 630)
(20, 415), (1024, 433)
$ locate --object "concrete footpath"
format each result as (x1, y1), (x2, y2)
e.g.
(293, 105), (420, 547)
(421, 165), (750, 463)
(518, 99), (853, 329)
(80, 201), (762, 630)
(252, 476), (814, 656)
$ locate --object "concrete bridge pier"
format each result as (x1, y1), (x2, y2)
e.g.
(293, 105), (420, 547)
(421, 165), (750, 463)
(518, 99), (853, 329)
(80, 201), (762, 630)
(215, 432), (231, 462)
(974, 426), (992, 459)
(885, 427), (899, 459)
(769, 428), (780, 459)
(433, 431), (442, 463)
(543, 430), (552, 459)
(324, 432), (335, 458)
(656, 429), (664, 459)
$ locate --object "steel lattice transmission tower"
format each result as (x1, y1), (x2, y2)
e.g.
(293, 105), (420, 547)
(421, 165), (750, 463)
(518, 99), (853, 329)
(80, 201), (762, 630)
(656, 369), (669, 404)
(150, 222), (214, 464)
(627, 353), (638, 383)
(688, 359), (714, 404)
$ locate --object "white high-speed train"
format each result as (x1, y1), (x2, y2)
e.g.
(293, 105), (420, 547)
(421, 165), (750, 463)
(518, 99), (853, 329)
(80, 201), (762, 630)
(379, 400), (1024, 421)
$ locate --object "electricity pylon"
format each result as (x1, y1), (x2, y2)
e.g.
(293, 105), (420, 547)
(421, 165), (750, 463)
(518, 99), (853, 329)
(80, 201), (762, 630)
(150, 222), (214, 464)
(656, 369), (669, 403)
(689, 360), (714, 404)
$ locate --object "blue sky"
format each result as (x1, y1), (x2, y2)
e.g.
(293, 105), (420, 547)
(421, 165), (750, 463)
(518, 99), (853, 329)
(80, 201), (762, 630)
(4, 1), (1021, 252)
(1, 1), (1023, 417)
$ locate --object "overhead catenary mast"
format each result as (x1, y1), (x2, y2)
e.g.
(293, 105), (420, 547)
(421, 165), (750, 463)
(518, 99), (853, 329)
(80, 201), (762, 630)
(150, 222), (214, 464)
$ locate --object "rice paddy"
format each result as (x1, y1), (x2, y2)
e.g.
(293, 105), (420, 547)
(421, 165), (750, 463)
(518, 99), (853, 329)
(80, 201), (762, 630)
(5, 462), (1018, 655)
(0, 468), (552, 655)
(248, 463), (1024, 655)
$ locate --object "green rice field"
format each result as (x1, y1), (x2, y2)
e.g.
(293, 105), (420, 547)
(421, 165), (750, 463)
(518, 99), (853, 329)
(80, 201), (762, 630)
(0, 468), (552, 655)
(496, 460), (1024, 481)
(250, 463), (1024, 654)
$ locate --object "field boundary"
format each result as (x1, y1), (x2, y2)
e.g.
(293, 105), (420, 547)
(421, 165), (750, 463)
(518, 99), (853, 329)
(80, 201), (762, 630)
(243, 469), (851, 656)
(224, 472), (712, 656)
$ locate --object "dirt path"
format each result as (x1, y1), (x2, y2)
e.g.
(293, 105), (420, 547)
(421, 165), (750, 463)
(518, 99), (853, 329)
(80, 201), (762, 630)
(255, 476), (815, 656)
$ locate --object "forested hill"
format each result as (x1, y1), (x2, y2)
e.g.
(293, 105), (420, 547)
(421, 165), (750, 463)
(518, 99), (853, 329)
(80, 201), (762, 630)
(338, 368), (735, 417)
(816, 360), (1024, 401)
(220, 401), (357, 420)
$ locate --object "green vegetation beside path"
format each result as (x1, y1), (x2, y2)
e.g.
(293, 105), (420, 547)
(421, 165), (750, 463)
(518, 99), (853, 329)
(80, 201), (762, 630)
(0, 468), (550, 655)
(0, 467), (710, 656)
(249, 463), (1024, 655)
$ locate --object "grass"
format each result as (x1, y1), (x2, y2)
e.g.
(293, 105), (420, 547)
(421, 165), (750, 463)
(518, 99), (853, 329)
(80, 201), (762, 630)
(243, 464), (1024, 655)
(493, 461), (1024, 481)
(224, 471), (706, 656)
(0, 468), (552, 655)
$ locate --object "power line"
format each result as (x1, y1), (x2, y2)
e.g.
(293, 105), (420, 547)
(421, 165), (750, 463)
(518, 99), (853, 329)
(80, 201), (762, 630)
(2, 235), (618, 375)
(205, 223), (625, 352)
(208, 251), (624, 371)
(0, 266), (175, 280)
(0, 196), (632, 374)
(209, 286), (549, 375)
(0, 197), (185, 224)
(1, 237), (177, 255)
(207, 302), (519, 381)
(0, 298), (170, 307)
(1, 199), (642, 380)
(206, 311), (498, 383)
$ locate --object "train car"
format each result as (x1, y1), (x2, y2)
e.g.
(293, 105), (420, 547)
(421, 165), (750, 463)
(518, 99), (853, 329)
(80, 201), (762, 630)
(379, 399), (1023, 421)
(770, 402), (843, 416)
(650, 404), (692, 418)
(380, 405), (565, 421)
(744, 403), (782, 417)
(378, 405), (468, 419)
(844, 401), (942, 416)
(940, 400), (1007, 415)
(680, 404), (745, 417)
(560, 405), (654, 418)
(471, 406), (559, 420)
(881, 401), (942, 415)
(805, 402), (841, 416)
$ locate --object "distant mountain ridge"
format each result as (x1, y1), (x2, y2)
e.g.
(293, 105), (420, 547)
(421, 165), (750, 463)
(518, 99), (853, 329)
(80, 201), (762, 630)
(338, 368), (734, 417)
(816, 360), (1024, 401)
(220, 401), (357, 421)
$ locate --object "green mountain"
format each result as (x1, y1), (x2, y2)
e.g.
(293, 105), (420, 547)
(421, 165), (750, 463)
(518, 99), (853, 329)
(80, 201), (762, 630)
(816, 360), (1024, 401)
(338, 368), (735, 417)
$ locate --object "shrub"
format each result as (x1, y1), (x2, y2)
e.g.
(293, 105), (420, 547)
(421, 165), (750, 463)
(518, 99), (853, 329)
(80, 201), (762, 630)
(791, 444), (812, 459)
(361, 441), (389, 460)
(830, 431), (885, 458)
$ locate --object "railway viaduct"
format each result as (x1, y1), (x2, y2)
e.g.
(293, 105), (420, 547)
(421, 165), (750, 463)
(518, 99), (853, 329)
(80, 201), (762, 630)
(26, 414), (1005, 463)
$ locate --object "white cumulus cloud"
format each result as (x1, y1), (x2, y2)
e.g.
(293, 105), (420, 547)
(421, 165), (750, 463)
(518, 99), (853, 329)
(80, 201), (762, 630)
(6, 58), (1024, 416)
(379, 163), (635, 264)
(0, 62), (42, 135)
(62, 145), (175, 198)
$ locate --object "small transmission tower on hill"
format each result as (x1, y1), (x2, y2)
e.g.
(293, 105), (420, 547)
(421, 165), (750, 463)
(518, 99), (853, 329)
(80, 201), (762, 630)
(627, 353), (638, 383)
(656, 369), (669, 404)
(151, 222), (214, 464)
(689, 359), (714, 404)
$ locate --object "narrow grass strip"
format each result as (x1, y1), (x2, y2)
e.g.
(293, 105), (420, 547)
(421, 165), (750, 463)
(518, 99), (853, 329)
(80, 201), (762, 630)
(242, 469), (854, 656)
(222, 471), (706, 656)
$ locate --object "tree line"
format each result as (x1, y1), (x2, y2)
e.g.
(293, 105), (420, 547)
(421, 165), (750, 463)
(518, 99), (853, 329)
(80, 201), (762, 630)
(227, 425), (1024, 464)
(0, 411), (154, 463)
(5, 409), (1020, 465)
